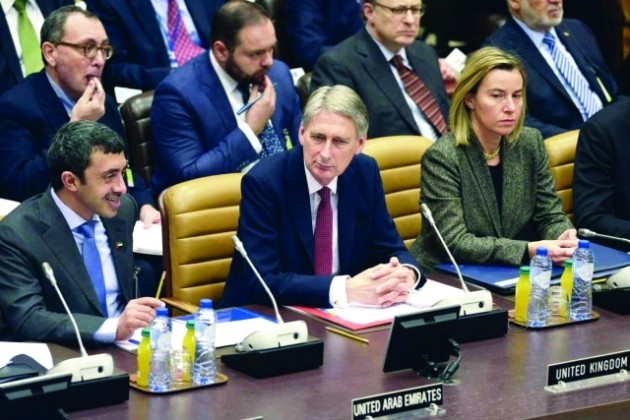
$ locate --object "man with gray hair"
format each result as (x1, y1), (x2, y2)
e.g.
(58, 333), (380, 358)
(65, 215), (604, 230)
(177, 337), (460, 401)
(221, 85), (423, 309)
(484, 0), (617, 137)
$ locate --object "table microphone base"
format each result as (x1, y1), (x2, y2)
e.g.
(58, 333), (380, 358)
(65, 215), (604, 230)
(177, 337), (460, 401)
(456, 307), (508, 343)
(221, 339), (324, 378)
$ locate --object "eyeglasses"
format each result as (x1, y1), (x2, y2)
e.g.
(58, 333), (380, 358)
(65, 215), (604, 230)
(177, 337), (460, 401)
(373, 2), (425, 17)
(55, 41), (114, 60)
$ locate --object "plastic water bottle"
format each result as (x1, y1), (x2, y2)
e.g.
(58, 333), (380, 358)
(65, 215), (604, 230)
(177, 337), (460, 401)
(149, 307), (172, 392)
(192, 299), (217, 385)
(527, 247), (551, 327)
(570, 240), (594, 321)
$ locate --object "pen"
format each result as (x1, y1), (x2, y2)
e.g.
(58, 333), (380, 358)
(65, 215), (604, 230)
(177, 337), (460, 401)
(237, 91), (264, 115)
(155, 271), (166, 299)
(325, 326), (369, 344)
(128, 338), (140, 345)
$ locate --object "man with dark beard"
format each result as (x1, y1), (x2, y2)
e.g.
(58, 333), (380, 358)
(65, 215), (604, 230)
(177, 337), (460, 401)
(150, 0), (301, 196)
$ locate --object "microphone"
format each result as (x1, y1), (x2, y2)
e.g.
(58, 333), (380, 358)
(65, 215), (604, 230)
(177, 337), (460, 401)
(43, 262), (114, 382)
(578, 228), (630, 245)
(420, 203), (493, 316)
(231, 235), (307, 352)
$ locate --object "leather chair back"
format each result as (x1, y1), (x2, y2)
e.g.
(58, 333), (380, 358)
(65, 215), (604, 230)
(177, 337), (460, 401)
(296, 72), (312, 109)
(161, 173), (244, 307)
(120, 90), (155, 185)
(544, 129), (579, 222)
(363, 136), (434, 249)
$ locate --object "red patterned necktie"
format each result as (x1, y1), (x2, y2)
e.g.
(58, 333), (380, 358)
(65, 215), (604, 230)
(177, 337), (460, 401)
(390, 54), (448, 136)
(314, 187), (333, 275)
(167, 0), (204, 66)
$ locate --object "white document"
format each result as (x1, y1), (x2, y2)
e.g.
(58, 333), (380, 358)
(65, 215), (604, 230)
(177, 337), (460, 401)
(0, 342), (53, 370)
(326, 279), (463, 326)
(0, 198), (19, 219)
(132, 221), (163, 256)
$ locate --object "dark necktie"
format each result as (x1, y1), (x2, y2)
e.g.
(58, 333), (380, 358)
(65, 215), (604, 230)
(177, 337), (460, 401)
(542, 32), (601, 120)
(76, 221), (108, 316)
(167, 0), (204, 66)
(314, 187), (333, 275)
(390, 54), (447, 136)
(13, 0), (43, 75)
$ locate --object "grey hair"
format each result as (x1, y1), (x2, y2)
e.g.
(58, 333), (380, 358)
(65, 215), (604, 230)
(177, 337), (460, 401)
(302, 85), (369, 138)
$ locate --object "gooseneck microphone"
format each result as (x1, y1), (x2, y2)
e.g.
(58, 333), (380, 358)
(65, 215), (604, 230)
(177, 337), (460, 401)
(231, 236), (283, 323)
(43, 262), (114, 382)
(578, 228), (630, 245)
(43, 262), (88, 357)
(231, 235), (307, 352)
(420, 203), (493, 316)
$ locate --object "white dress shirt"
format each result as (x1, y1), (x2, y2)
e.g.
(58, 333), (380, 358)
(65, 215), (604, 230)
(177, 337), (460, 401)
(1, 0), (45, 76)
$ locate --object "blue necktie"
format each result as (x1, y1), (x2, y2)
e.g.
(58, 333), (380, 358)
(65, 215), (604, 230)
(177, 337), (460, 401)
(235, 83), (285, 170)
(542, 32), (601, 120)
(76, 221), (108, 316)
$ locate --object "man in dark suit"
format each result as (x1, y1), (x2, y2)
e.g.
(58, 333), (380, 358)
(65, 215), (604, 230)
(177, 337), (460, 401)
(574, 97), (630, 252)
(150, 0), (301, 196)
(0, 121), (163, 345)
(0, 5), (159, 225)
(310, 0), (451, 140)
(484, 0), (617, 138)
(284, 0), (363, 71)
(0, 0), (73, 96)
(220, 85), (423, 309)
(87, 0), (226, 94)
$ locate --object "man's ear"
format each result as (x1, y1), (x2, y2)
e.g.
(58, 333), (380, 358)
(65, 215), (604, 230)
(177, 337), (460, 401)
(61, 171), (80, 192)
(41, 42), (56, 67)
(213, 41), (229, 63)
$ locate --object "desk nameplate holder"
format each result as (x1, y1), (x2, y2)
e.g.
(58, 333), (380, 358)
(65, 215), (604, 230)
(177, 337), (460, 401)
(545, 349), (630, 394)
(351, 383), (444, 419)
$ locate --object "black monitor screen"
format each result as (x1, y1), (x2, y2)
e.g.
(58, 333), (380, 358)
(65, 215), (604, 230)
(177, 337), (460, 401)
(382, 305), (460, 374)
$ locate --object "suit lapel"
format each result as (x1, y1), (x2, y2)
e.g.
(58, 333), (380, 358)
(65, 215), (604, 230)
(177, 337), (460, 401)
(185, 0), (211, 47)
(199, 56), (236, 131)
(286, 148), (315, 266)
(102, 213), (134, 302)
(0, 11), (22, 85)
(130, 0), (170, 61)
(337, 168), (358, 272)
(356, 29), (419, 134)
(498, 138), (521, 236)
(38, 192), (106, 315)
(34, 71), (72, 148)
(464, 139), (502, 236)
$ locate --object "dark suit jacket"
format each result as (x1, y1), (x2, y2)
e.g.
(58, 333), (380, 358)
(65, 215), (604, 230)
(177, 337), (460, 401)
(0, 190), (137, 345)
(284, 0), (363, 71)
(310, 27), (450, 139)
(410, 128), (573, 272)
(0, 70), (153, 207)
(574, 96), (630, 252)
(150, 53), (302, 195)
(220, 146), (422, 309)
(485, 17), (618, 138)
(88, 0), (225, 93)
(0, 0), (72, 96)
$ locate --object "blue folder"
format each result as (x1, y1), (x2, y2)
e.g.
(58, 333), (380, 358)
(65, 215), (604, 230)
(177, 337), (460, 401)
(435, 243), (630, 295)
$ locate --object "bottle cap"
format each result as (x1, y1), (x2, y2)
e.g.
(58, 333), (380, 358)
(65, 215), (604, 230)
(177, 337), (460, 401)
(578, 239), (590, 248)
(519, 266), (530, 273)
(535, 247), (548, 256)
(186, 319), (195, 329)
(141, 327), (150, 337)
(199, 298), (213, 309)
(564, 259), (573, 267)
(156, 307), (169, 317)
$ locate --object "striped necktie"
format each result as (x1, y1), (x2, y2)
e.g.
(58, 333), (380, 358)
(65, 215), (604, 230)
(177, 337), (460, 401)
(167, 0), (204, 66)
(542, 32), (601, 120)
(13, 0), (43, 75)
(390, 54), (448, 136)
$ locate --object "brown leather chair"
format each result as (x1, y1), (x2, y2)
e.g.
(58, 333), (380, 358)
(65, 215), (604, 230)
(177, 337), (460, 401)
(161, 173), (244, 313)
(120, 90), (155, 186)
(363, 136), (434, 249)
(296, 72), (311, 109)
(544, 129), (579, 222)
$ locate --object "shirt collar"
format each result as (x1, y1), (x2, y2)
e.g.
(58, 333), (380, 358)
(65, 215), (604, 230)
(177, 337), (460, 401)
(512, 16), (559, 48)
(50, 187), (101, 231)
(45, 71), (76, 116)
(366, 28), (411, 68)
(304, 162), (338, 196)
(209, 50), (242, 98)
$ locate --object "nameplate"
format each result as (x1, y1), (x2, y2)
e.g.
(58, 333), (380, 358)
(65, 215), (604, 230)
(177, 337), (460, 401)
(547, 349), (630, 386)
(351, 383), (443, 420)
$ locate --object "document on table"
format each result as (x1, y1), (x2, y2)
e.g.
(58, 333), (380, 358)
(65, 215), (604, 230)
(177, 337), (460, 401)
(132, 221), (162, 255)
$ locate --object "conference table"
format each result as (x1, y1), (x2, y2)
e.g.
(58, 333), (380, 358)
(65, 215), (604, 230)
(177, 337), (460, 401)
(62, 285), (630, 419)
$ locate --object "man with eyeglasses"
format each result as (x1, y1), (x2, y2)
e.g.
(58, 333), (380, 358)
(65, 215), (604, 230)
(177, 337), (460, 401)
(311, 0), (451, 140)
(0, 5), (162, 296)
(484, 0), (617, 138)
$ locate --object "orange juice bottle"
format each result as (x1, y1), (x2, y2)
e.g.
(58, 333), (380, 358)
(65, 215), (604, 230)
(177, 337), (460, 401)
(514, 266), (531, 323)
(136, 328), (151, 387)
